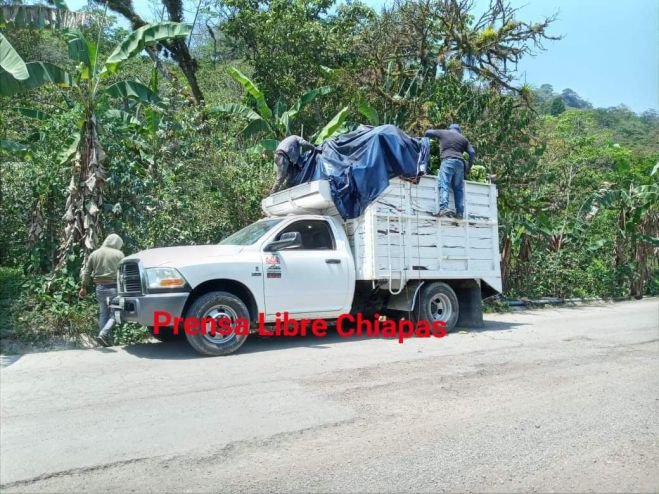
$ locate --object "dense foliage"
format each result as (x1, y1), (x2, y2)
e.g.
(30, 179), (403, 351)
(0, 0), (657, 346)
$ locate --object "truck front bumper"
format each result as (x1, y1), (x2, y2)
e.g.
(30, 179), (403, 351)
(110, 293), (189, 327)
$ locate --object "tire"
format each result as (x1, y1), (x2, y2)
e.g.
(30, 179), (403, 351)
(148, 325), (184, 342)
(412, 282), (459, 332)
(184, 291), (250, 356)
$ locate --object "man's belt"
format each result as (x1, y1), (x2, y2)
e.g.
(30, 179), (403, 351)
(96, 279), (117, 286)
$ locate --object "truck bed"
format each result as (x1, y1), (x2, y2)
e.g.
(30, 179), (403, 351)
(262, 176), (502, 293)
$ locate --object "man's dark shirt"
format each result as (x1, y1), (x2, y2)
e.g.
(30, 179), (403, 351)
(425, 129), (476, 173)
(275, 135), (314, 164)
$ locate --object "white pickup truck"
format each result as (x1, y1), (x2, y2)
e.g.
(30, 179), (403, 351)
(111, 176), (501, 356)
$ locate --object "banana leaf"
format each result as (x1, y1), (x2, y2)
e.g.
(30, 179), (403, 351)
(104, 22), (191, 74)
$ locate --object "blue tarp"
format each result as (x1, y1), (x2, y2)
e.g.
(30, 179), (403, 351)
(291, 125), (428, 219)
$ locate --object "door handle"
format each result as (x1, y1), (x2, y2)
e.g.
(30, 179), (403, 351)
(325, 258), (341, 264)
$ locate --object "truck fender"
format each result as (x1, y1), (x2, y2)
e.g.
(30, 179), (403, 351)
(183, 279), (260, 323)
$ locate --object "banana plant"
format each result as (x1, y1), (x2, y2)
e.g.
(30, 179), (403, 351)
(3, 22), (191, 263)
(211, 66), (347, 150)
(313, 106), (350, 145)
(586, 165), (659, 297)
(0, 33), (31, 155)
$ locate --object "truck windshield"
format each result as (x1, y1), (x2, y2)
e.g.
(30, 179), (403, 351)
(219, 219), (282, 245)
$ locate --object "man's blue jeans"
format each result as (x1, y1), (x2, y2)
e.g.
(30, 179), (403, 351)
(96, 284), (117, 336)
(437, 158), (465, 215)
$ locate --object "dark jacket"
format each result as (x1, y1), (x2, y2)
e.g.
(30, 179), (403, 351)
(275, 135), (315, 164)
(425, 129), (476, 173)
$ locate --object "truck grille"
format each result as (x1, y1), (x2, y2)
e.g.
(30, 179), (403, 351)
(120, 261), (142, 295)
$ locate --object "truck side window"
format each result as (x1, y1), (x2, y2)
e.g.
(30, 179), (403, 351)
(276, 220), (335, 250)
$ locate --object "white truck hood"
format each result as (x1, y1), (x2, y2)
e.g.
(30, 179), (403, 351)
(126, 245), (245, 268)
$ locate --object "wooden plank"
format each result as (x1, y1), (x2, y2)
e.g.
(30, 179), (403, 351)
(367, 255), (499, 271)
(358, 246), (495, 262)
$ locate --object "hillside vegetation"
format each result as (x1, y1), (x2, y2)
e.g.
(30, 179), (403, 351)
(0, 0), (657, 345)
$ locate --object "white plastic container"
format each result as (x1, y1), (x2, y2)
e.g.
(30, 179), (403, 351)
(262, 180), (335, 216)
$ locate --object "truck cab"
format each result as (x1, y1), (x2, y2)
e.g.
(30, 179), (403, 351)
(112, 214), (357, 355)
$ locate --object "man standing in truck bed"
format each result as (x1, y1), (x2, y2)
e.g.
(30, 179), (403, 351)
(79, 234), (125, 346)
(425, 123), (476, 219)
(271, 135), (316, 194)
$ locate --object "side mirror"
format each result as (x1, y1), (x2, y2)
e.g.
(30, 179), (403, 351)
(265, 231), (302, 251)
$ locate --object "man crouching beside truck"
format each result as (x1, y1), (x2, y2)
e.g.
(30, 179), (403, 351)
(79, 234), (125, 346)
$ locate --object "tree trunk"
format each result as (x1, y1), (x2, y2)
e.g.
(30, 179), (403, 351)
(58, 112), (106, 268)
(168, 38), (204, 104)
(501, 235), (512, 292)
(100, 0), (205, 104)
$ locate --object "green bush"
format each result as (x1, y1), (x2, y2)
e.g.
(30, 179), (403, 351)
(0, 267), (24, 340)
(11, 272), (150, 346)
(12, 272), (96, 344)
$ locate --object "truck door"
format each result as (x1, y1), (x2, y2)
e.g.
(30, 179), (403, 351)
(262, 219), (351, 318)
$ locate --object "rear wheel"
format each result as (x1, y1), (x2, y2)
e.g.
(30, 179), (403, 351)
(184, 291), (250, 356)
(412, 282), (459, 332)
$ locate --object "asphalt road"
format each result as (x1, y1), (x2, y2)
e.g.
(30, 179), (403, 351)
(1, 299), (658, 493)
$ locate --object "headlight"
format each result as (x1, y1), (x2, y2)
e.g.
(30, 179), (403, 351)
(145, 267), (187, 290)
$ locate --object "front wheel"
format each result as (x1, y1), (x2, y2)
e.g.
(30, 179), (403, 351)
(184, 291), (250, 356)
(412, 282), (459, 332)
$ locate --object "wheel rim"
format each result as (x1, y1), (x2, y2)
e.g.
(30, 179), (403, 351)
(201, 304), (239, 345)
(428, 293), (453, 322)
